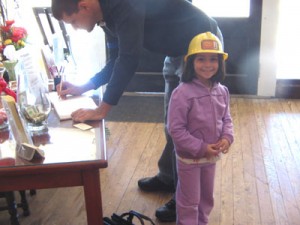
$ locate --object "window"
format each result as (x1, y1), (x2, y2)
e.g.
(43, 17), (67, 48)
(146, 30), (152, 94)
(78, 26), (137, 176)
(276, 0), (300, 79)
(16, 1), (106, 84)
(192, 0), (250, 18)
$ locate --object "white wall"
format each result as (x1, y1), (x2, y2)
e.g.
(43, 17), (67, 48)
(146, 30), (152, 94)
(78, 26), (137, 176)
(257, 0), (279, 97)
(16, 1), (106, 86)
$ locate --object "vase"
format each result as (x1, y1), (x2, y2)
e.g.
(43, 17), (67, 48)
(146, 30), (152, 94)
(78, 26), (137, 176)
(2, 60), (18, 81)
(17, 69), (51, 134)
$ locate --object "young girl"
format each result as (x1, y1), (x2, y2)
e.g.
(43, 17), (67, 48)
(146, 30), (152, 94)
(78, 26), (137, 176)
(167, 32), (234, 225)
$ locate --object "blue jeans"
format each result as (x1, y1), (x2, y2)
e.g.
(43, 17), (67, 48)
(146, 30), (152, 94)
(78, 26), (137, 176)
(157, 56), (183, 188)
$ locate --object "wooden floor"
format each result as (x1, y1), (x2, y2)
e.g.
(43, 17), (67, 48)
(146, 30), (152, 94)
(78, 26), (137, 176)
(1, 96), (300, 225)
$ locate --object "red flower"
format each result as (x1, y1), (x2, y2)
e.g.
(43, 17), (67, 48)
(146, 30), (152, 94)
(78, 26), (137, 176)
(0, 20), (27, 58)
(6, 20), (15, 26)
(11, 27), (27, 42)
(0, 25), (10, 33)
(0, 20), (15, 33)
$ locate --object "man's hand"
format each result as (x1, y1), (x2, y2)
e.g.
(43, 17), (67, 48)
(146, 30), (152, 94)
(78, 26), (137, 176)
(57, 81), (95, 99)
(71, 101), (112, 122)
(56, 81), (84, 99)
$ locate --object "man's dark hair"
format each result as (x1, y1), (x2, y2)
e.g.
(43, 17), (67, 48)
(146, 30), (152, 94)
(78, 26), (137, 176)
(181, 54), (226, 84)
(51, 0), (81, 20)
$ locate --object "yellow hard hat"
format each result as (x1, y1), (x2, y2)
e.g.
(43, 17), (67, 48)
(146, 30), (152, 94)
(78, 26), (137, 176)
(185, 32), (228, 61)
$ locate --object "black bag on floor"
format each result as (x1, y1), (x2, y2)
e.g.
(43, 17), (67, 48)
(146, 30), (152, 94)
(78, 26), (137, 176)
(103, 210), (155, 225)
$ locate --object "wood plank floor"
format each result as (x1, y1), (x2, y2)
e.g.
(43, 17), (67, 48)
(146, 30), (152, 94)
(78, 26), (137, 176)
(1, 96), (300, 225)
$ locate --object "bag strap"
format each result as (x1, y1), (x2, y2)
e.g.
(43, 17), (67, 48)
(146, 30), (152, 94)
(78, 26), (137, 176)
(119, 212), (144, 225)
(103, 216), (119, 225)
(120, 210), (155, 225)
(111, 213), (133, 225)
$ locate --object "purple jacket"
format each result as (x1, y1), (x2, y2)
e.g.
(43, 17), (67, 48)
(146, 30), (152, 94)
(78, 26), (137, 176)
(168, 78), (234, 159)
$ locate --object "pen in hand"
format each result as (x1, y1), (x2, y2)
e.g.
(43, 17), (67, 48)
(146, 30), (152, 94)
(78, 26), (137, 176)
(59, 80), (63, 98)
(58, 65), (65, 99)
(58, 75), (65, 99)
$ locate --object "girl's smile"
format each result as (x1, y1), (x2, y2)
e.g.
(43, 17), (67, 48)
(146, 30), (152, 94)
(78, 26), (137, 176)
(193, 53), (219, 86)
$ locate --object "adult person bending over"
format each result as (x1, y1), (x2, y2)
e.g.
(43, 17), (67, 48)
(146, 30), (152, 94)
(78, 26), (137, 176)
(52, 0), (223, 222)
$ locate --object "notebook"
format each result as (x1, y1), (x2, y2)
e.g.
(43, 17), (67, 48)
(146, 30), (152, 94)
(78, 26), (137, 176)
(49, 92), (97, 120)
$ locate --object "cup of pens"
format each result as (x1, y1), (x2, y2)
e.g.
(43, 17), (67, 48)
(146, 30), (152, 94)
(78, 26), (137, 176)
(54, 76), (61, 91)
(49, 65), (64, 91)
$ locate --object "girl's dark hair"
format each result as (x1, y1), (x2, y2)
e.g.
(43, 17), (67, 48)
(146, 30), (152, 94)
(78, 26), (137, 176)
(51, 0), (81, 20)
(181, 54), (226, 84)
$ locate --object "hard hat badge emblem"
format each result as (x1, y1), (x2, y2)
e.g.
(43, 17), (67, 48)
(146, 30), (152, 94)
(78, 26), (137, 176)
(201, 40), (218, 50)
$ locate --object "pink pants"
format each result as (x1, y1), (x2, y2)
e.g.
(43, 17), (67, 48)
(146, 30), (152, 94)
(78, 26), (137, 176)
(176, 160), (216, 225)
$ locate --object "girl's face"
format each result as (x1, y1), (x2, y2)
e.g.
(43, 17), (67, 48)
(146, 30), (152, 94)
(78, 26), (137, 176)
(193, 53), (219, 86)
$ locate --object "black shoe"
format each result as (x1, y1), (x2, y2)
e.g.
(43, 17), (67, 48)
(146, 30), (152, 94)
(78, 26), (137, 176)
(155, 198), (176, 222)
(138, 176), (175, 193)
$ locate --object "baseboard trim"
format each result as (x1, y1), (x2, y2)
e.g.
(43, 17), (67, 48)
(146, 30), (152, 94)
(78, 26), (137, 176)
(276, 79), (300, 99)
(126, 76), (300, 99)
(126, 73), (164, 92)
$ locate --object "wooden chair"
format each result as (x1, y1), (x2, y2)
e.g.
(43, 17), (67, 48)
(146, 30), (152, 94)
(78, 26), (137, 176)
(0, 158), (35, 225)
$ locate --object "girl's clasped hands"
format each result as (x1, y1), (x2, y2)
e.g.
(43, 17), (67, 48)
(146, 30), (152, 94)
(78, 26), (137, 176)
(205, 138), (230, 160)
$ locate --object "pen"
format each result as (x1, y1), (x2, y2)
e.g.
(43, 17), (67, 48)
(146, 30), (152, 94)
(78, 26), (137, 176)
(59, 65), (65, 75)
(59, 75), (63, 96)
(59, 64), (65, 89)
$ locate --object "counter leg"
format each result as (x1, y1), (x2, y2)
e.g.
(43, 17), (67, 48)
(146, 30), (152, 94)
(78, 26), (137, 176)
(82, 169), (103, 225)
